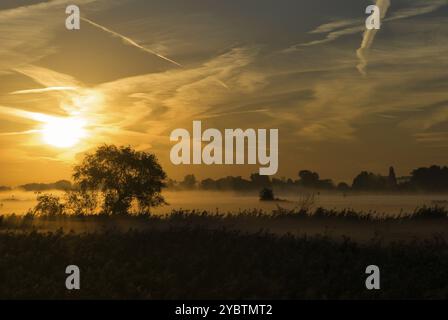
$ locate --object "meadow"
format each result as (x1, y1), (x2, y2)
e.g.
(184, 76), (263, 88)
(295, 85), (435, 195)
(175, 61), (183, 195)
(0, 206), (448, 299)
(2, 189), (448, 216)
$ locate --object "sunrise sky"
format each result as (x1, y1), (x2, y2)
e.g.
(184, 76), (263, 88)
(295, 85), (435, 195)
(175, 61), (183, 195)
(1, 0), (447, 185)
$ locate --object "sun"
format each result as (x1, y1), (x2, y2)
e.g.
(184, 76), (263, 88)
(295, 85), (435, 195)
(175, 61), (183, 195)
(42, 117), (87, 148)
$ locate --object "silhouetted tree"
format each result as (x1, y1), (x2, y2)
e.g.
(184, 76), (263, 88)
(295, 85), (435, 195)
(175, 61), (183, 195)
(352, 171), (387, 191)
(298, 170), (320, 188)
(316, 179), (335, 190)
(73, 145), (167, 215)
(259, 188), (275, 201)
(250, 173), (271, 188)
(19, 180), (73, 192)
(337, 182), (350, 192)
(200, 178), (216, 190)
(180, 174), (197, 189)
(32, 193), (65, 216)
(411, 165), (448, 191)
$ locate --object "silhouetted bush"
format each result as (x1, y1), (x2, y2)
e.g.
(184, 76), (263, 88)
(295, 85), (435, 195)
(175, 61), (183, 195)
(259, 188), (274, 201)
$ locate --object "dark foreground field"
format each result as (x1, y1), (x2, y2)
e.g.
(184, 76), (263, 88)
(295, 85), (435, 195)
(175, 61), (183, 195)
(0, 207), (448, 299)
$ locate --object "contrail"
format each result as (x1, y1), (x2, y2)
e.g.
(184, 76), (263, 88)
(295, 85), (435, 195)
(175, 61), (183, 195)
(10, 86), (77, 95)
(0, 105), (53, 123)
(356, 0), (391, 75)
(0, 129), (41, 136)
(81, 17), (183, 67)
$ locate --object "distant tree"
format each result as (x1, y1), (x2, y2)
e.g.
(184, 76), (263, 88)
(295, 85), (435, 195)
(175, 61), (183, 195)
(411, 165), (448, 191)
(200, 178), (217, 190)
(337, 182), (350, 192)
(73, 145), (167, 215)
(298, 170), (320, 188)
(250, 173), (271, 188)
(165, 178), (178, 189)
(316, 179), (335, 190)
(215, 176), (252, 190)
(352, 171), (387, 191)
(19, 180), (73, 192)
(32, 193), (65, 216)
(180, 174), (197, 189)
(0, 186), (11, 192)
(259, 188), (275, 201)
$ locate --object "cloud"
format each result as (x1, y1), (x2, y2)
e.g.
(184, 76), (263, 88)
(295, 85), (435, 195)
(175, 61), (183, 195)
(0, 47), (261, 161)
(0, 0), (103, 74)
(285, 0), (447, 53)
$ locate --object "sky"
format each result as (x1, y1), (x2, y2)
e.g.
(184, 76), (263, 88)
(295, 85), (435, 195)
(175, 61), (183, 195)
(0, 0), (448, 185)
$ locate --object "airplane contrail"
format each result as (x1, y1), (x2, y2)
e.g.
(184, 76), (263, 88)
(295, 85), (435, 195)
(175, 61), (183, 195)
(356, 0), (391, 75)
(0, 105), (53, 123)
(0, 129), (41, 136)
(81, 17), (183, 67)
(10, 86), (77, 95)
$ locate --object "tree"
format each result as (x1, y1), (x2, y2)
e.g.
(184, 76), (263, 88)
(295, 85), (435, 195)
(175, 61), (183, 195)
(337, 182), (350, 192)
(259, 188), (275, 201)
(250, 173), (271, 188)
(32, 193), (65, 217)
(352, 171), (387, 191)
(298, 170), (319, 188)
(73, 145), (167, 215)
(411, 165), (448, 191)
(180, 174), (197, 189)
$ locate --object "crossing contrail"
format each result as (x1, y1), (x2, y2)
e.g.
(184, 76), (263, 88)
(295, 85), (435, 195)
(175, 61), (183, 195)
(356, 0), (391, 75)
(81, 17), (183, 67)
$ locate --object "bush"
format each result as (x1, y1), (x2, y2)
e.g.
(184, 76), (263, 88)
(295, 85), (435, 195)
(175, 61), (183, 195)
(259, 188), (275, 201)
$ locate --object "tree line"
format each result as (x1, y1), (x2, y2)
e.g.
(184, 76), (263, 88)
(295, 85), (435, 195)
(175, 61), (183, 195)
(4, 145), (447, 217)
(169, 166), (448, 192)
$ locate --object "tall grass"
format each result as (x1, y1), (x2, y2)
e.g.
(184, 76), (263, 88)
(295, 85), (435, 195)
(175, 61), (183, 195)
(0, 227), (447, 299)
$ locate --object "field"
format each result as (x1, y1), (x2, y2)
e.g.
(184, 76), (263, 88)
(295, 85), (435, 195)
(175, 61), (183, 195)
(2, 190), (448, 216)
(0, 207), (448, 299)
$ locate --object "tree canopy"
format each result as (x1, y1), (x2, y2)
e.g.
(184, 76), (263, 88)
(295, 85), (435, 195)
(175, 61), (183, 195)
(73, 145), (167, 215)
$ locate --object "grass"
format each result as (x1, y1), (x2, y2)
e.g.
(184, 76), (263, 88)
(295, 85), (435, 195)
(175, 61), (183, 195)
(0, 228), (447, 299)
(0, 207), (447, 299)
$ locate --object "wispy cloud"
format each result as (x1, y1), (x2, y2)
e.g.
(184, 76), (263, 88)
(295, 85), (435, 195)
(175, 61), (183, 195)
(285, 0), (447, 53)
(0, 0), (102, 73)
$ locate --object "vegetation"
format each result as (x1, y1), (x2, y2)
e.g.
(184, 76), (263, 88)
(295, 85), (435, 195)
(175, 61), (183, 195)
(259, 188), (275, 201)
(4, 164), (448, 194)
(1, 145), (447, 299)
(18, 180), (73, 192)
(166, 165), (448, 193)
(1, 200), (448, 299)
(72, 145), (167, 215)
(0, 224), (447, 299)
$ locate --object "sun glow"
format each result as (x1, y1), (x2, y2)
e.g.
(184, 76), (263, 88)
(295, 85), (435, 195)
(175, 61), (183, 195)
(42, 117), (87, 148)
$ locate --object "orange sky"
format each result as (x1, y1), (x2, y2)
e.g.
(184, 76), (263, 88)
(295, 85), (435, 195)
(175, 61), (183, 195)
(1, 0), (448, 186)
